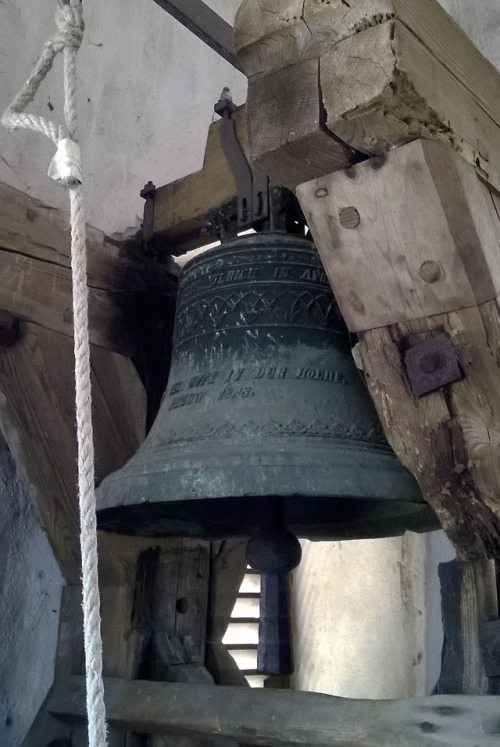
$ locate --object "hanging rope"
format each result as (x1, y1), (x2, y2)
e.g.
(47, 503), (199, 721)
(2, 2), (107, 745)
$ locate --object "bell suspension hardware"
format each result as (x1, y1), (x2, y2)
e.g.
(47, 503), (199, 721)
(404, 334), (464, 398)
(213, 87), (269, 233)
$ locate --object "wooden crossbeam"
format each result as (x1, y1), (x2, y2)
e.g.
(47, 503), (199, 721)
(0, 181), (177, 357)
(152, 106), (248, 252)
(234, 0), (500, 193)
(49, 676), (500, 746)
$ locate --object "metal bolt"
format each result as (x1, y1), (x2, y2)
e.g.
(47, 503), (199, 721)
(141, 181), (157, 245)
(419, 351), (444, 374)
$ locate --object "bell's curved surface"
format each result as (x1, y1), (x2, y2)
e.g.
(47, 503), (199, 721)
(96, 233), (438, 539)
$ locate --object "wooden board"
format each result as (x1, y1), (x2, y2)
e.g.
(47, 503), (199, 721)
(321, 20), (500, 188)
(233, 0), (500, 193)
(356, 304), (500, 559)
(0, 324), (146, 582)
(152, 106), (248, 252)
(296, 139), (500, 331)
(437, 560), (498, 694)
(0, 181), (177, 357)
(246, 58), (358, 189)
(49, 675), (500, 746)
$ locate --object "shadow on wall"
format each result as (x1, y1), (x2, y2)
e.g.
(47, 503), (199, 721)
(0, 432), (63, 746)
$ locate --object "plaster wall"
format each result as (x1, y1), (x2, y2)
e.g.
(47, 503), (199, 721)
(291, 531), (456, 698)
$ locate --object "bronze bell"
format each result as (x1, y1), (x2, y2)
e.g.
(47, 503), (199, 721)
(96, 232), (437, 540)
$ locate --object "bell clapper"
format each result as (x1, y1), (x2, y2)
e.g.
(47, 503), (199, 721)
(246, 504), (302, 676)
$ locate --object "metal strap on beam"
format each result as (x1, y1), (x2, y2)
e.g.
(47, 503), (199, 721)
(152, 0), (243, 72)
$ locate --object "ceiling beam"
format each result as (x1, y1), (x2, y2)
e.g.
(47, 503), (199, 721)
(152, 0), (244, 73)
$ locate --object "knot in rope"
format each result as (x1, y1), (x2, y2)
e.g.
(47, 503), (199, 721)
(55, 3), (85, 50)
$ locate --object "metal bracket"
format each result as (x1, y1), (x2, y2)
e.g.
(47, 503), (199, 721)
(404, 334), (464, 398)
(214, 88), (268, 231)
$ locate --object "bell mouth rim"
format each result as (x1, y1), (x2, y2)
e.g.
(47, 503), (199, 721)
(97, 494), (439, 541)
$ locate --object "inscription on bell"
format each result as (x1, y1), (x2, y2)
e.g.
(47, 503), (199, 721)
(167, 365), (349, 408)
(168, 391), (207, 410)
(210, 267), (258, 287)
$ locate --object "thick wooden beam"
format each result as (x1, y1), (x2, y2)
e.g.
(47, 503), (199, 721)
(296, 139), (500, 558)
(234, 0), (500, 192)
(437, 560), (498, 694)
(296, 139), (500, 332)
(0, 181), (177, 357)
(0, 324), (146, 582)
(152, 106), (248, 252)
(49, 675), (500, 746)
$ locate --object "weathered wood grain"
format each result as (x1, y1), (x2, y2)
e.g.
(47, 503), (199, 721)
(356, 305), (500, 559)
(246, 58), (358, 189)
(49, 676), (500, 746)
(480, 620), (500, 679)
(0, 324), (146, 582)
(0, 182), (177, 357)
(152, 106), (248, 251)
(296, 139), (500, 331)
(234, 0), (500, 192)
(437, 560), (498, 694)
(321, 20), (500, 187)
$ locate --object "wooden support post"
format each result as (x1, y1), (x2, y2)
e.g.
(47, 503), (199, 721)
(437, 559), (498, 694)
(295, 139), (500, 558)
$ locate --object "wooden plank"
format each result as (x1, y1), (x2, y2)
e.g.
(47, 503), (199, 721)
(152, 539), (211, 669)
(234, 0), (500, 192)
(437, 560), (498, 694)
(0, 324), (146, 582)
(152, 107), (248, 252)
(479, 621), (500, 678)
(0, 247), (139, 357)
(320, 20), (500, 188)
(356, 304), (500, 559)
(246, 59), (358, 189)
(296, 139), (500, 331)
(0, 181), (177, 357)
(49, 675), (500, 746)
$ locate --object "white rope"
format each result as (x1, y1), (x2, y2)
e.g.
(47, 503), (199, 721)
(2, 3), (108, 745)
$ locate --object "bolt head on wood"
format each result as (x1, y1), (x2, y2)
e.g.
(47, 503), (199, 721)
(404, 335), (463, 398)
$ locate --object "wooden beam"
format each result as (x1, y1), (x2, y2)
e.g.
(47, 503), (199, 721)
(296, 139), (500, 332)
(152, 106), (247, 252)
(296, 139), (500, 558)
(151, 0), (243, 72)
(437, 560), (498, 694)
(0, 181), (177, 357)
(49, 675), (500, 746)
(234, 0), (500, 192)
(0, 324), (146, 582)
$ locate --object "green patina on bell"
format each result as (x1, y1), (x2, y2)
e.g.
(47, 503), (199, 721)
(96, 232), (438, 540)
